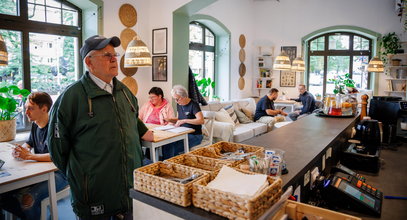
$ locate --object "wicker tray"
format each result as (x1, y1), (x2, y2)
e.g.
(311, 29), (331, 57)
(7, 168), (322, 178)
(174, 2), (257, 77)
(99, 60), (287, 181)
(193, 168), (282, 220)
(189, 141), (264, 166)
(165, 153), (234, 177)
(134, 162), (210, 207)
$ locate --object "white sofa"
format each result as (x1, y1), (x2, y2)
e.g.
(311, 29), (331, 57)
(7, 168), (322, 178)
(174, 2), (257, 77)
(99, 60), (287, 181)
(200, 98), (268, 142)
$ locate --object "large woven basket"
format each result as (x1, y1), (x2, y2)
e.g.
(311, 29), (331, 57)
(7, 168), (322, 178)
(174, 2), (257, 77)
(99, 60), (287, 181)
(134, 162), (210, 207)
(165, 153), (234, 177)
(0, 118), (16, 142)
(189, 141), (264, 166)
(193, 168), (282, 220)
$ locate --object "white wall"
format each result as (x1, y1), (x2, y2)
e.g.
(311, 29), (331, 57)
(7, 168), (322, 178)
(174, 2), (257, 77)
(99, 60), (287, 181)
(101, 0), (403, 103)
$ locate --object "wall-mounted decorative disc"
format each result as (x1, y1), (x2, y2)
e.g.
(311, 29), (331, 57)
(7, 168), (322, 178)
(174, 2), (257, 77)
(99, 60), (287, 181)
(121, 76), (138, 96)
(119, 4), (137, 28)
(120, 56), (138, 77)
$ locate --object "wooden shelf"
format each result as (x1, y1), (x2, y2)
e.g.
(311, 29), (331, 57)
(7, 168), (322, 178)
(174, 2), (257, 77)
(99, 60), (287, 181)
(386, 78), (407, 81)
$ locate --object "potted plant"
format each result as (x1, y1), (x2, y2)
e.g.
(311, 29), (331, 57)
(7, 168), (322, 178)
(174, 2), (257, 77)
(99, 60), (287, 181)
(0, 85), (30, 141)
(193, 74), (215, 100)
(379, 32), (402, 64)
(328, 73), (356, 94)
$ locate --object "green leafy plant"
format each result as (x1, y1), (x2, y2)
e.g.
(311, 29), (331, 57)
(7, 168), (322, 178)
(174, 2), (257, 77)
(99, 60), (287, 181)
(328, 73), (355, 94)
(0, 85), (30, 120)
(193, 74), (215, 97)
(379, 32), (401, 64)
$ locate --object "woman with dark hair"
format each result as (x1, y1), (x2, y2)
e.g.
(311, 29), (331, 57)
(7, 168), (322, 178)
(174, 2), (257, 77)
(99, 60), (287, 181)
(139, 87), (174, 125)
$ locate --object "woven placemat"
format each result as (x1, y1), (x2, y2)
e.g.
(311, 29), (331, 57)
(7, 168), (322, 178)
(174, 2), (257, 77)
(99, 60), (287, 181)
(239, 34), (246, 48)
(121, 76), (138, 96)
(239, 48), (245, 63)
(239, 63), (246, 77)
(120, 28), (136, 50)
(238, 77), (245, 90)
(120, 56), (138, 77)
(119, 4), (137, 27)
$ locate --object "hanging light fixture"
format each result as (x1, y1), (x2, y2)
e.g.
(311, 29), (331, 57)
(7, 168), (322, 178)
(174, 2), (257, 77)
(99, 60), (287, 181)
(273, 51), (291, 70)
(291, 57), (305, 72)
(124, 35), (152, 68)
(367, 56), (384, 73)
(0, 34), (8, 66)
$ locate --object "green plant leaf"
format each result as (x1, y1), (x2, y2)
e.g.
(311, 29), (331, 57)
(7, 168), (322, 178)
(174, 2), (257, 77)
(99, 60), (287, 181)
(0, 87), (9, 93)
(20, 89), (30, 97)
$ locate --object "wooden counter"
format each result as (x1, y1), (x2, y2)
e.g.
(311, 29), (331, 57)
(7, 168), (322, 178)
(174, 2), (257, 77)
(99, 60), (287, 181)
(242, 114), (358, 200)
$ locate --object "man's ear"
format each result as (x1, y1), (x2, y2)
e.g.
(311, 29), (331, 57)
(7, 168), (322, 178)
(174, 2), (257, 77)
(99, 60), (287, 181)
(85, 57), (93, 71)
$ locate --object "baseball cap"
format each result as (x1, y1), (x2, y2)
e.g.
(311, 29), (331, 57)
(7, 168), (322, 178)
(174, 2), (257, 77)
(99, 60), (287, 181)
(80, 35), (121, 59)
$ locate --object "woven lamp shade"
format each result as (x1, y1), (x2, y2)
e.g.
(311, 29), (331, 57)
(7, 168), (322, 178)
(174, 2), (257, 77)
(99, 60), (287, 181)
(124, 36), (152, 68)
(0, 34), (8, 66)
(367, 56), (384, 73)
(291, 57), (305, 72)
(273, 51), (291, 70)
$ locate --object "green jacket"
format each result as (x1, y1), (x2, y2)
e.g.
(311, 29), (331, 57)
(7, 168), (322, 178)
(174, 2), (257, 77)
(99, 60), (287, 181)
(48, 72), (148, 219)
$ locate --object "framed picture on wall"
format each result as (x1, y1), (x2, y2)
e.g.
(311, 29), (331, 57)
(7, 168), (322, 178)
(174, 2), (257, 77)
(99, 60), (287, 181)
(152, 56), (167, 81)
(152, 28), (167, 54)
(281, 46), (297, 62)
(280, 71), (296, 87)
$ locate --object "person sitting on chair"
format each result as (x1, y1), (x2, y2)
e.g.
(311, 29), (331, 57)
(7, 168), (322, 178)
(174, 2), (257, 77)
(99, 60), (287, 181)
(288, 84), (316, 121)
(0, 92), (68, 220)
(162, 85), (204, 159)
(139, 87), (174, 125)
(254, 88), (287, 131)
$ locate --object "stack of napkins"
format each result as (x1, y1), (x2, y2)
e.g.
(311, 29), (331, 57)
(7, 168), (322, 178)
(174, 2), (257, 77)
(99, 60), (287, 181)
(207, 166), (268, 197)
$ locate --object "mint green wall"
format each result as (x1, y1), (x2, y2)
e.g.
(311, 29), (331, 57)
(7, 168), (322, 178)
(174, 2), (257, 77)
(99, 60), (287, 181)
(172, 0), (217, 90)
(301, 25), (382, 95)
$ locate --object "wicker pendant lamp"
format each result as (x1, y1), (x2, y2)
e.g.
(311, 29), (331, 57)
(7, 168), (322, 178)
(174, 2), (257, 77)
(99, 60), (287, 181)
(291, 57), (305, 72)
(273, 51), (291, 70)
(367, 56), (384, 73)
(124, 35), (152, 68)
(0, 34), (8, 66)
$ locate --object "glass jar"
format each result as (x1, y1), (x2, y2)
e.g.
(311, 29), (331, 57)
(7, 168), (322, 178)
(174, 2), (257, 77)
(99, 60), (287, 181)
(323, 94), (335, 115)
(342, 94), (358, 116)
(328, 94), (342, 116)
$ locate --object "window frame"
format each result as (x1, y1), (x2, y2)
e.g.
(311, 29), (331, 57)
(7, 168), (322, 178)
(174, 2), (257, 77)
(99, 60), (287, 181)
(306, 32), (372, 96)
(0, 0), (82, 131)
(189, 21), (216, 80)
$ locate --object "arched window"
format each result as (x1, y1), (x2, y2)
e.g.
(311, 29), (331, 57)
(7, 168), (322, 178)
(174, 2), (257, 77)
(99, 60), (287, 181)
(307, 32), (372, 97)
(0, 0), (82, 130)
(189, 21), (215, 97)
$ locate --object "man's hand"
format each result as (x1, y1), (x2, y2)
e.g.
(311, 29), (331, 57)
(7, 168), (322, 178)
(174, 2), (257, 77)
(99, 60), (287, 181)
(279, 109), (288, 116)
(13, 145), (33, 160)
(175, 119), (186, 127)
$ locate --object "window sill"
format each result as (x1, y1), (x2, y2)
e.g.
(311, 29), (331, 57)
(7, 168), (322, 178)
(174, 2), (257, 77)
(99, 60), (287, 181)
(8, 131), (30, 145)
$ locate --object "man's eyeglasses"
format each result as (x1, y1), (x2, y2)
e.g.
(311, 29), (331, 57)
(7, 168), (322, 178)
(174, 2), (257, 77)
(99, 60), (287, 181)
(89, 52), (120, 61)
(175, 97), (182, 102)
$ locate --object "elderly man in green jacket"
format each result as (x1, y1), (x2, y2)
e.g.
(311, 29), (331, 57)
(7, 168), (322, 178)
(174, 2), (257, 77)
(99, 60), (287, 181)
(47, 35), (153, 220)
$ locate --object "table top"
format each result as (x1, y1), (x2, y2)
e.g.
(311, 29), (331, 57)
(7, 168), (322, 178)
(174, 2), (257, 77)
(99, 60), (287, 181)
(146, 124), (195, 143)
(0, 143), (57, 186)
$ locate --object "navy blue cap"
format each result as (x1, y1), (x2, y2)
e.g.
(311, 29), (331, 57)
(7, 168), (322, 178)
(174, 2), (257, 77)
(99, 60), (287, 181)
(80, 35), (121, 59)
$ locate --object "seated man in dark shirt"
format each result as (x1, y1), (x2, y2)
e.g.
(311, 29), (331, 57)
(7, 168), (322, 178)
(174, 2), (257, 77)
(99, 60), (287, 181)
(254, 88), (287, 131)
(1, 92), (68, 220)
(288, 84), (316, 121)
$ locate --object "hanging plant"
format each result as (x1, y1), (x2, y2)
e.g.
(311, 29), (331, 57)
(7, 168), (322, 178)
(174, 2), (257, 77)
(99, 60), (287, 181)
(397, 0), (407, 31)
(379, 32), (401, 64)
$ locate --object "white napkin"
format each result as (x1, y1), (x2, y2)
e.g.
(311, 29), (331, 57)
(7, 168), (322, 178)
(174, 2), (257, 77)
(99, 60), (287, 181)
(207, 166), (268, 197)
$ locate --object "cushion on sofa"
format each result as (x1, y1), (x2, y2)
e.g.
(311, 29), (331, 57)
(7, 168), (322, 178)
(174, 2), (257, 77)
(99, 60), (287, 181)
(233, 125), (255, 142)
(224, 105), (240, 125)
(215, 108), (235, 126)
(241, 107), (254, 121)
(242, 122), (267, 136)
(234, 108), (253, 124)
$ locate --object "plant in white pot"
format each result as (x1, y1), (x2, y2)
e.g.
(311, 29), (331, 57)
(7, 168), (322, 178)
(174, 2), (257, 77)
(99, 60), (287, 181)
(0, 85), (30, 142)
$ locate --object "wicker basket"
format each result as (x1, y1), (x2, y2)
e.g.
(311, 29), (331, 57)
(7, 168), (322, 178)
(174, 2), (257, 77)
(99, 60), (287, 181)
(193, 168), (282, 220)
(165, 153), (234, 177)
(189, 141), (264, 166)
(134, 162), (210, 207)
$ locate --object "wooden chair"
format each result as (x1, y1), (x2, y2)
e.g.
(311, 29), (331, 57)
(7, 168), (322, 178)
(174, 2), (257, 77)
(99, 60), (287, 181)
(40, 186), (71, 220)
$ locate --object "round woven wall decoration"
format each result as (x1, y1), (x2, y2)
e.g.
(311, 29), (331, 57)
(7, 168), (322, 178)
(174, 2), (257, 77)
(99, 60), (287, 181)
(239, 63), (246, 77)
(119, 4), (137, 27)
(121, 76), (138, 96)
(239, 48), (246, 63)
(238, 77), (245, 90)
(120, 56), (138, 77)
(120, 28), (136, 50)
(239, 34), (246, 48)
